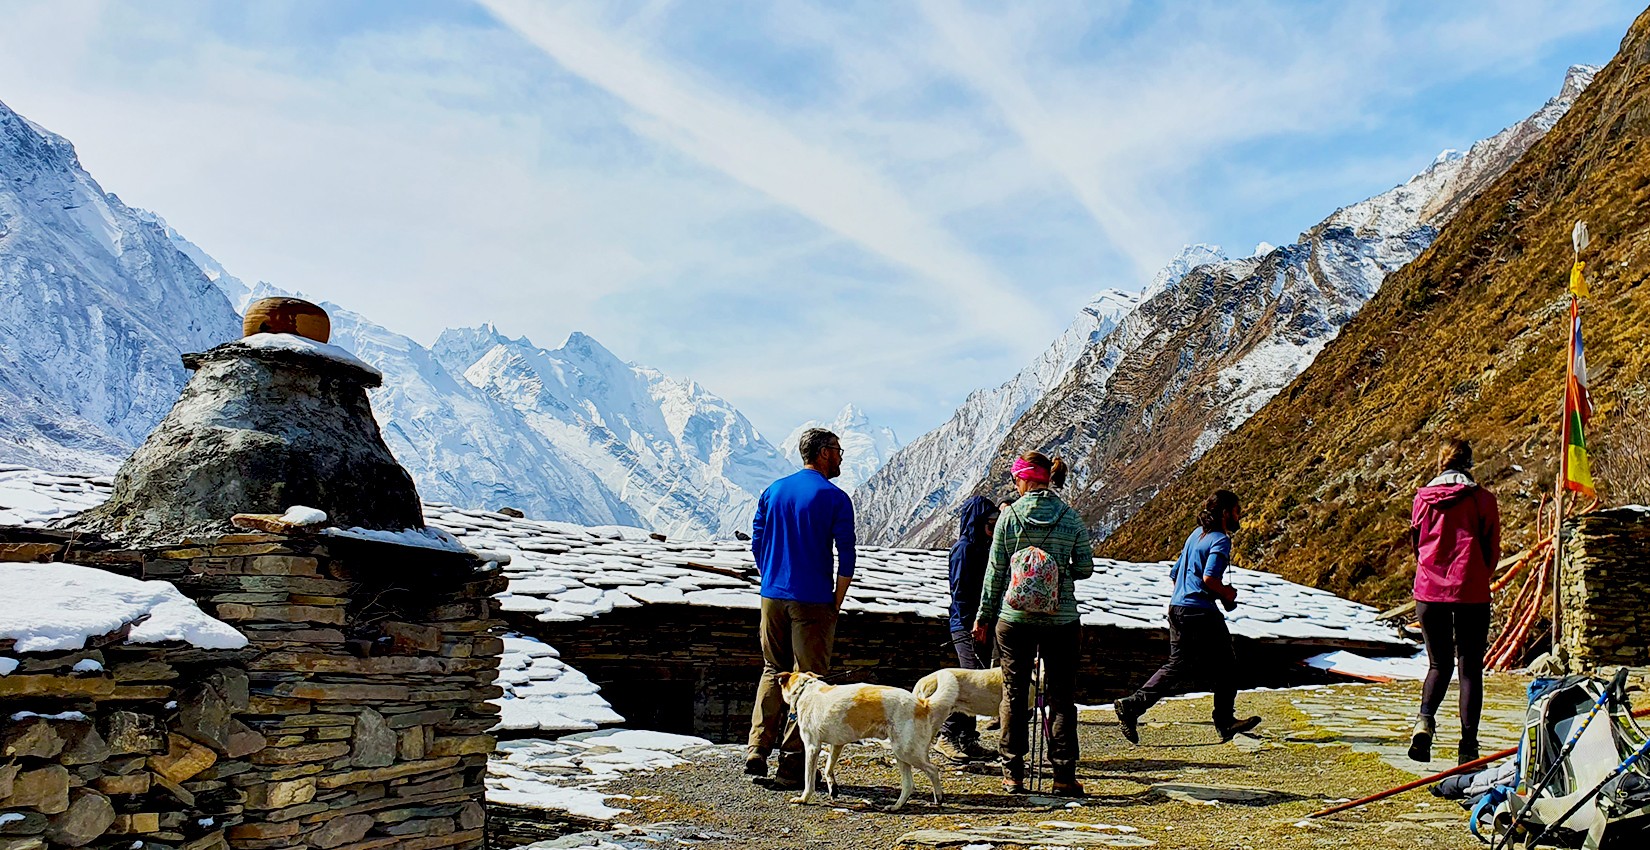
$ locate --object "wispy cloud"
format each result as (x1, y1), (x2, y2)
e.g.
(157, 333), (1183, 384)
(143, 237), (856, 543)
(0, 0), (1638, 442)
(478, 0), (1048, 340)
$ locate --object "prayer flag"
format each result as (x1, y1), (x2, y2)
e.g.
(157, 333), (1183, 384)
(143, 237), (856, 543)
(1570, 261), (1589, 298)
(1564, 301), (1595, 496)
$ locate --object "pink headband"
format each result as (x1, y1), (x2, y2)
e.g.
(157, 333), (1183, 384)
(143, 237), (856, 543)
(1012, 458), (1050, 484)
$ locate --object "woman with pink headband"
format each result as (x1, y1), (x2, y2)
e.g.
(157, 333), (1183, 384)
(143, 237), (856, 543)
(972, 450), (1095, 796)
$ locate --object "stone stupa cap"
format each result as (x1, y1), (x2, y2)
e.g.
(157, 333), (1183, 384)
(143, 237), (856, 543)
(62, 302), (421, 543)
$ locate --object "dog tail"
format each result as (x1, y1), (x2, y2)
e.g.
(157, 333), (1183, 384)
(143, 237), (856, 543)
(917, 669), (960, 722)
(912, 671), (938, 701)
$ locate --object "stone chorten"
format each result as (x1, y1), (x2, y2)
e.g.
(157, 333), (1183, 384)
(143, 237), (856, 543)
(64, 305), (422, 543)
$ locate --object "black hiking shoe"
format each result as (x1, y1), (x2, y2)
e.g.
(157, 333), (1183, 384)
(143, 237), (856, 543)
(1457, 738), (1480, 766)
(1116, 701), (1141, 745)
(769, 754), (806, 790)
(1218, 715), (1262, 741)
(744, 754), (767, 778)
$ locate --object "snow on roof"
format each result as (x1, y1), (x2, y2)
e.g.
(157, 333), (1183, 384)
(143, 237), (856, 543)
(0, 467), (1406, 648)
(0, 562), (247, 654)
(494, 633), (623, 733)
(0, 464), (112, 526)
(429, 506), (1406, 648)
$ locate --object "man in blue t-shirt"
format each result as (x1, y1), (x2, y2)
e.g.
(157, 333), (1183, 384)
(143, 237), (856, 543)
(1115, 489), (1262, 744)
(744, 428), (856, 789)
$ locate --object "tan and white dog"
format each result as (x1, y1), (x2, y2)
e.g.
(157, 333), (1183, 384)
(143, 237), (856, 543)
(778, 670), (959, 810)
(914, 666), (1003, 725)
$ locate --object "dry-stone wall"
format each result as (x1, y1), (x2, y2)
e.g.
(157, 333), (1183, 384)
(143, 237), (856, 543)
(1559, 507), (1650, 671)
(1, 527), (505, 850)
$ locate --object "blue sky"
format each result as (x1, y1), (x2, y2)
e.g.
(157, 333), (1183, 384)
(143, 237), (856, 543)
(0, 1), (1640, 443)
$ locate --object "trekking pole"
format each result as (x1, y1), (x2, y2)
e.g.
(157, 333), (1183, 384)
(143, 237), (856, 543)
(1028, 645), (1044, 793)
(1310, 704), (1650, 819)
(1489, 668), (1630, 850)
(1522, 733), (1650, 848)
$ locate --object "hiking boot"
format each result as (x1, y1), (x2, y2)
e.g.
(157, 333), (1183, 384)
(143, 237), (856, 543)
(771, 753), (806, 790)
(934, 735), (970, 762)
(1218, 715), (1262, 741)
(1001, 758), (1026, 794)
(1051, 779), (1086, 797)
(1458, 736), (1480, 766)
(743, 753), (767, 778)
(1116, 701), (1142, 745)
(961, 737), (999, 761)
(1408, 715), (1436, 763)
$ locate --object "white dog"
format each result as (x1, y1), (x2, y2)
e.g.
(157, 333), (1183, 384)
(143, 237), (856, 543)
(778, 670), (958, 810)
(914, 666), (1003, 725)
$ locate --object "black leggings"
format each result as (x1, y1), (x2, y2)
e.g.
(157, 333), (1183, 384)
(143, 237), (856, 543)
(1416, 601), (1491, 736)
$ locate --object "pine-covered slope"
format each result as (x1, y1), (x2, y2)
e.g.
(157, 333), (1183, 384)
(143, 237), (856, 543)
(0, 100), (241, 472)
(986, 63), (1594, 547)
(1101, 11), (1650, 605)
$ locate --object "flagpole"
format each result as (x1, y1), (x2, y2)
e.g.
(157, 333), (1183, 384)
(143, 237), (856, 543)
(1553, 293), (1573, 669)
(1552, 220), (1587, 670)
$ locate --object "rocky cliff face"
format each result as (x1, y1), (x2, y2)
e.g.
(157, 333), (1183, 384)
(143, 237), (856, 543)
(977, 63), (1596, 547)
(0, 99), (242, 472)
(1101, 14), (1650, 605)
(853, 287), (1142, 546)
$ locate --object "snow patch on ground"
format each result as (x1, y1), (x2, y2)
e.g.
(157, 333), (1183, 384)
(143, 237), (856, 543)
(488, 729), (718, 820)
(0, 563), (247, 653)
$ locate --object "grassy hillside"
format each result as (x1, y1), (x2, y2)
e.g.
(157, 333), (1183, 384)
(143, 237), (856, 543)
(1100, 10), (1650, 606)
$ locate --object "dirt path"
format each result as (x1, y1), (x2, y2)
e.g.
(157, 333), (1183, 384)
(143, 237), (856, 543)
(515, 677), (1530, 848)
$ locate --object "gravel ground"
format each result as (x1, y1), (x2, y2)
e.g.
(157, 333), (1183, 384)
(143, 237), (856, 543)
(523, 677), (1533, 849)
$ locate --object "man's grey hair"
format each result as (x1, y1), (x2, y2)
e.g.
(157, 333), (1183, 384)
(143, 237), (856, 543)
(798, 428), (839, 465)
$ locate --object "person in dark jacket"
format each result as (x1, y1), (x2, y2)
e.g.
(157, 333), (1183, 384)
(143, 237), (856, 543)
(1408, 438), (1501, 765)
(936, 495), (1000, 761)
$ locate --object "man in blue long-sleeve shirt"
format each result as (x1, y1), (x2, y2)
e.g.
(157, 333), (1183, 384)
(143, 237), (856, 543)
(745, 428), (855, 789)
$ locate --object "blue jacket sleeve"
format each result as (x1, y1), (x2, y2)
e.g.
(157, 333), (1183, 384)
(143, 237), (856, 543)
(833, 491), (856, 578)
(751, 488), (768, 572)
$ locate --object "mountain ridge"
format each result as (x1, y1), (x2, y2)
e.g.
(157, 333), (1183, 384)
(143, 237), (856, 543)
(1099, 14), (1650, 605)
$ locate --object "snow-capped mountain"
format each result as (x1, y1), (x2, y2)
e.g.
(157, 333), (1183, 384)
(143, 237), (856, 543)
(853, 287), (1141, 545)
(0, 99), (242, 473)
(982, 64), (1598, 544)
(435, 325), (795, 538)
(0, 99), (792, 539)
(781, 404), (900, 495)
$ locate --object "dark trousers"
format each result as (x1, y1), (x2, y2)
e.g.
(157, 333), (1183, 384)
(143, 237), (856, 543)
(1122, 606), (1238, 726)
(1416, 601), (1491, 738)
(747, 598), (836, 759)
(996, 620), (1080, 781)
(941, 628), (990, 742)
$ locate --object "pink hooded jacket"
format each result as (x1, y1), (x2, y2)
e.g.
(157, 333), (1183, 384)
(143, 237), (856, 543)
(1412, 471), (1501, 604)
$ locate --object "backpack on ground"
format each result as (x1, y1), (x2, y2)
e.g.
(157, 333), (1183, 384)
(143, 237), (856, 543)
(1485, 673), (1650, 848)
(1004, 505), (1066, 615)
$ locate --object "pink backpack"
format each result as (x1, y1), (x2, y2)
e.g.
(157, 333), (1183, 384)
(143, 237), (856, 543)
(1004, 505), (1067, 615)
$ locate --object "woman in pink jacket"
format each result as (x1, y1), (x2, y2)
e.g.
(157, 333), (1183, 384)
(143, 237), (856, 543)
(1409, 439), (1500, 765)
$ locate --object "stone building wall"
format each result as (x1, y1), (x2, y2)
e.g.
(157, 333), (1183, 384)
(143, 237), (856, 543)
(1559, 507), (1650, 671)
(512, 604), (1341, 743)
(1, 527), (505, 850)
